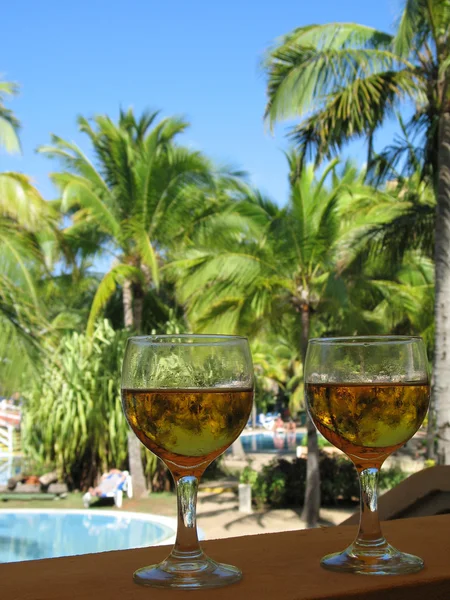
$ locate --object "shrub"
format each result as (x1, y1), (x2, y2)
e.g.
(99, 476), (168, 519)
(300, 434), (332, 449)
(21, 320), (161, 490)
(244, 454), (409, 509)
(21, 321), (128, 488)
(378, 466), (408, 491)
(240, 465), (259, 486)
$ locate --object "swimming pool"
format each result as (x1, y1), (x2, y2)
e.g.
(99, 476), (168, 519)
(239, 431), (305, 453)
(0, 509), (177, 563)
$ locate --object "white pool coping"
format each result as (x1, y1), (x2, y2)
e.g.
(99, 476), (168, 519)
(240, 429), (306, 437)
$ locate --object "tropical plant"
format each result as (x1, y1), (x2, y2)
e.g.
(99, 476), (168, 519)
(21, 320), (130, 488)
(0, 173), (58, 394)
(39, 109), (243, 495)
(171, 157), (370, 526)
(264, 1), (450, 464)
(0, 81), (20, 154)
(250, 334), (312, 421)
(39, 109), (232, 335)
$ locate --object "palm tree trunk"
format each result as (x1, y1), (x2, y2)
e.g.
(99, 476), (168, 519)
(123, 279), (134, 328)
(127, 432), (148, 498)
(122, 278), (147, 496)
(434, 108), (450, 465)
(299, 305), (321, 528)
(133, 282), (144, 333)
(427, 372), (436, 461)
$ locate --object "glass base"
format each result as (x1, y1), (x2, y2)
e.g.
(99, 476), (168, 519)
(321, 541), (424, 575)
(133, 552), (242, 589)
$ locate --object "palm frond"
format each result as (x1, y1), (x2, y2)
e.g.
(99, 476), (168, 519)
(289, 69), (422, 164)
(0, 173), (55, 231)
(0, 225), (39, 306)
(276, 23), (393, 52)
(59, 175), (121, 238)
(265, 23), (402, 126)
(394, 0), (437, 58)
(39, 135), (109, 194)
(125, 218), (160, 289)
(0, 80), (20, 154)
(87, 264), (145, 335)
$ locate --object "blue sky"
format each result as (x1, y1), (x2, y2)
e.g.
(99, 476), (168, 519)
(2, 0), (403, 207)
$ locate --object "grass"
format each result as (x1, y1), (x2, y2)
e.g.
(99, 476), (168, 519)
(0, 491), (177, 516)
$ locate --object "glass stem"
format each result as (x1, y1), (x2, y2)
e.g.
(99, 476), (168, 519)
(354, 467), (386, 550)
(171, 475), (203, 559)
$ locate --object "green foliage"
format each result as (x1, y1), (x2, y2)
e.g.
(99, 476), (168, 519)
(0, 173), (60, 394)
(263, 4), (447, 343)
(240, 465), (259, 486)
(0, 80), (21, 154)
(244, 455), (408, 508)
(263, 7), (445, 182)
(39, 109), (238, 333)
(378, 466), (408, 491)
(21, 320), (130, 489)
(300, 435), (331, 449)
(173, 159), (353, 342)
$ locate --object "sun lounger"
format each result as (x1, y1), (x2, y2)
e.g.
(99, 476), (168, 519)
(82, 470), (133, 508)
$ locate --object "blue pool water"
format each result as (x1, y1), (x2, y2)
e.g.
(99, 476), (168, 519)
(239, 432), (305, 453)
(0, 510), (176, 563)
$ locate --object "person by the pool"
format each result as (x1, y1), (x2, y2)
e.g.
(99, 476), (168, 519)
(273, 414), (284, 433)
(88, 469), (127, 497)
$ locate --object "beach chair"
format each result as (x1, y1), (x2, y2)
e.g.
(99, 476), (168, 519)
(83, 470), (133, 508)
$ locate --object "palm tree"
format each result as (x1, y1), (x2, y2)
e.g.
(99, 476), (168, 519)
(39, 109), (221, 336)
(172, 157), (369, 526)
(0, 81), (20, 154)
(264, 2), (450, 463)
(39, 109), (238, 496)
(0, 173), (57, 393)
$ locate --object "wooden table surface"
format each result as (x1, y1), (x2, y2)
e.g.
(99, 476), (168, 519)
(2, 514), (450, 599)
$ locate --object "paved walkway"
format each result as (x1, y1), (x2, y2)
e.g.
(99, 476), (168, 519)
(196, 491), (354, 540)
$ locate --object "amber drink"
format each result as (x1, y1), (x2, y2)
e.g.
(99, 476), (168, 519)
(121, 334), (254, 589)
(304, 336), (430, 575)
(122, 387), (253, 477)
(306, 382), (429, 469)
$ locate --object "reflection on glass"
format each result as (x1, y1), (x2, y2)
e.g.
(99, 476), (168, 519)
(121, 335), (254, 589)
(305, 336), (430, 575)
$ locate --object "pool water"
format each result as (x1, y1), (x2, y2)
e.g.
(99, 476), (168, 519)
(239, 432), (305, 453)
(0, 510), (176, 563)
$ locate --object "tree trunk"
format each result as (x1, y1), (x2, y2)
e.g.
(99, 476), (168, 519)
(133, 282), (144, 334)
(122, 277), (147, 495)
(299, 305), (321, 528)
(427, 372), (436, 461)
(123, 279), (134, 328)
(434, 109), (450, 465)
(127, 432), (148, 498)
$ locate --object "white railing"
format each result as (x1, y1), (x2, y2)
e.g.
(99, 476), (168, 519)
(0, 423), (14, 455)
(0, 408), (21, 426)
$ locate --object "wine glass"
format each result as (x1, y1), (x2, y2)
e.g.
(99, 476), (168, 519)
(121, 334), (254, 589)
(304, 336), (430, 575)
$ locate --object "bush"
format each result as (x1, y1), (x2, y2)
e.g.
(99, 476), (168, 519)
(300, 434), (332, 449)
(21, 320), (163, 491)
(240, 465), (259, 486)
(243, 454), (409, 509)
(378, 466), (408, 491)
